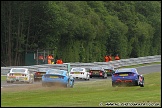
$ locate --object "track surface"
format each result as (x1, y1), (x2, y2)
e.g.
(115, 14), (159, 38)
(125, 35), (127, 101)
(1, 64), (161, 88)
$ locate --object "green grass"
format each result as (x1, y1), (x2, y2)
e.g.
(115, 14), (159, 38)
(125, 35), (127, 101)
(1, 76), (6, 81)
(1, 72), (161, 107)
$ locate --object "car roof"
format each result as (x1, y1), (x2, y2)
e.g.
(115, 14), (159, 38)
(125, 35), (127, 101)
(115, 68), (137, 73)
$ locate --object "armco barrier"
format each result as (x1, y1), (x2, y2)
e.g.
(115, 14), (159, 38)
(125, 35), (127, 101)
(1, 55), (161, 75)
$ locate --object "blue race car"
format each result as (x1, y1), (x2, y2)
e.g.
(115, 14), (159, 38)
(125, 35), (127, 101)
(42, 69), (74, 88)
(112, 68), (144, 87)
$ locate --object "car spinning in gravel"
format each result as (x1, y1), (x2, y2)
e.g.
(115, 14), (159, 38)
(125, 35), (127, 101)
(102, 65), (115, 76)
(6, 68), (34, 84)
(89, 67), (107, 78)
(34, 68), (51, 82)
(42, 69), (74, 88)
(70, 67), (90, 80)
(112, 68), (144, 87)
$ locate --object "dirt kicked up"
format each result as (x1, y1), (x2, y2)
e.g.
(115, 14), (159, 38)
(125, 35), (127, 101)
(1, 83), (68, 93)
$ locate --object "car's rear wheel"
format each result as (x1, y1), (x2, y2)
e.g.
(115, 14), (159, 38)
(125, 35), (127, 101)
(140, 78), (144, 87)
(66, 79), (74, 88)
(85, 74), (90, 80)
(28, 78), (34, 84)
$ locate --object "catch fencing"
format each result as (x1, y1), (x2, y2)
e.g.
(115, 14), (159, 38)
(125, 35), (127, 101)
(1, 55), (161, 75)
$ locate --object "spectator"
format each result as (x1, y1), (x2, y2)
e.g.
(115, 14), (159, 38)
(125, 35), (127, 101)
(56, 58), (63, 64)
(104, 55), (109, 62)
(50, 54), (54, 64)
(38, 54), (44, 64)
(38, 54), (44, 60)
(47, 55), (51, 64)
(108, 54), (112, 61)
(115, 54), (120, 60)
(47, 54), (54, 64)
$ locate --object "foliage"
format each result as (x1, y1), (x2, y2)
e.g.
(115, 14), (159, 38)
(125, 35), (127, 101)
(1, 1), (161, 66)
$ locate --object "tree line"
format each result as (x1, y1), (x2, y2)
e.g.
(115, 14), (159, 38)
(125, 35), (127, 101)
(1, 1), (161, 66)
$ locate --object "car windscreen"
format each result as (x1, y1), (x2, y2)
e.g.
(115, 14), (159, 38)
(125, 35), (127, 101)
(48, 70), (64, 75)
(11, 69), (26, 73)
(114, 72), (135, 76)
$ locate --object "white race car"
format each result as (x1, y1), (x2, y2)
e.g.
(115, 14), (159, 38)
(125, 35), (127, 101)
(6, 68), (34, 84)
(70, 67), (90, 80)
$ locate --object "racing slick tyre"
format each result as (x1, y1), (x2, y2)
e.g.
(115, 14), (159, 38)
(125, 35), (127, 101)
(135, 80), (139, 86)
(66, 79), (74, 88)
(85, 75), (90, 81)
(139, 78), (144, 87)
(27, 78), (34, 84)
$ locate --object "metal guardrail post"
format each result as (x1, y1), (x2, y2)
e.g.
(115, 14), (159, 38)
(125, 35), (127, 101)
(63, 63), (70, 73)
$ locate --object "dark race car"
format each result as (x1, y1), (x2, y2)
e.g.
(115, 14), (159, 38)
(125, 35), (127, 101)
(89, 67), (107, 79)
(112, 68), (144, 87)
(34, 68), (51, 82)
(102, 65), (115, 76)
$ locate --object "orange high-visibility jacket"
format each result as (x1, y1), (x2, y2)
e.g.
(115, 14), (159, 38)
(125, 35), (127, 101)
(115, 56), (120, 60)
(104, 56), (109, 62)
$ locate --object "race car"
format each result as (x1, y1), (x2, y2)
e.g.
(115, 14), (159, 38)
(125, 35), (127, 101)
(42, 69), (74, 88)
(89, 67), (107, 79)
(6, 68), (34, 84)
(112, 68), (144, 87)
(70, 67), (90, 80)
(102, 65), (115, 76)
(34, 68), (51, 82)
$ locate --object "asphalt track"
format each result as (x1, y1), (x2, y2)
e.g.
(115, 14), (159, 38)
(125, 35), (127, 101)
(1, 64), (161, 88)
